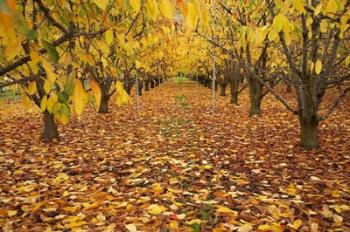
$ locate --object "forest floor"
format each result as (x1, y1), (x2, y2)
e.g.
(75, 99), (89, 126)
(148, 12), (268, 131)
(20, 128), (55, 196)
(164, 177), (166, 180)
(0, 78), (349, 232)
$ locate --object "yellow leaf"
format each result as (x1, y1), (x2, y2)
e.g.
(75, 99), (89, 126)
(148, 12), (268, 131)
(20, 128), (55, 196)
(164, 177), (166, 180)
(159, 0), (174, 19)
(291, 0), (305, 13)
(255, 26), (269, 45)
(125, 224), (138, 232)
(54, 172), (69, 183)
(82, 202), (99, 210)
(345, 56), (350, 65)
(22, 94), (32, 109)
(186, 2), (198, 29)
(42, 60), (56, 83)
(145, 0), (159, 20)
(202, 164), (212, 169)
(67, 220), (87, 228)
(40, 95), (48, 112)
(216, 206), (237, 215)
(30, 50), (41, 64)
(27, 81), (37, 95)
(44, 81), (51, 94)
(340, 15), (348, 25)
(115, 81), (130, 107)
(315, 59), (322, 74)
(94, 0), (109, 10)
(147, 204), (167, 215)
(46, 94), (58, 113)
(286, 183), (297, 196)
(135, 60), (142, 69)
(169, 220), (178, 229)
(72, 79), (88, 116)
(273, 13), (290, 33)
(8, 210), (17, 217)
(291, 219), (302, 229)
(129, 0), (141, 13)
(152, 183), (163, 194)
(238, 223), (253, 232)
(89, 79), (102, 110)
(258, 224), (271, 231)
(333, 214), (343, 223)
(325, 0), (342, 14)
(63, 205), (80, 213)
(314, 4), (322, 16)
(105, 29), (114, 45)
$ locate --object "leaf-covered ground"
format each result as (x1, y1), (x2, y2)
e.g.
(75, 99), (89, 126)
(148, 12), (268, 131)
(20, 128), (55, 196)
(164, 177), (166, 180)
(0, 79), (349, 231)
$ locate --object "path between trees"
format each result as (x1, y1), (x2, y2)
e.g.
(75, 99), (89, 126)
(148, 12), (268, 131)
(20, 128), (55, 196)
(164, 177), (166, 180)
(0, 78), (349, 231)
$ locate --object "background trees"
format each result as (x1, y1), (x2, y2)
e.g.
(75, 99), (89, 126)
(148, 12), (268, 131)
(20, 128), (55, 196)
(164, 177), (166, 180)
(195, 0), (349, 149)
(1, 0), (349, 149)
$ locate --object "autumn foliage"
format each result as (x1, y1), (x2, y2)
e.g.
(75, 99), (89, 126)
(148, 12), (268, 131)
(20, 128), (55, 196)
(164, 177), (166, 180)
(0, 0), (350, 231)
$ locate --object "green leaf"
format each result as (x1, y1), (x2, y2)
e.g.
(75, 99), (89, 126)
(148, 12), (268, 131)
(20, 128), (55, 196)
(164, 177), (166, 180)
(42, 40), (59, 63)
(190, 223), (201, 232)
(59, 103), (71, 117)
(64, 77), (74, 96)
(0, 0), (10, 13)
(57, 92), (69, 102)
(26, 29), (37, 40)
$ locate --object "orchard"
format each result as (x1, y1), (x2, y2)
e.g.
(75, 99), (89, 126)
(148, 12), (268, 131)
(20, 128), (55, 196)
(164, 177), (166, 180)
(0, 0), (349, 231)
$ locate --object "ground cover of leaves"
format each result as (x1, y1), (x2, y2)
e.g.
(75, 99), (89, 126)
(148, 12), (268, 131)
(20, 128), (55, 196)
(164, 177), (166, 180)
(0, 79), (349, 232)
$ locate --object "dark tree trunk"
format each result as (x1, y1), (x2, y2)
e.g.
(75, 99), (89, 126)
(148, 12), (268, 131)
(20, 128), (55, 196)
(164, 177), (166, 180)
(98, 95), (109, 113)
(220, 83), (227, 96)
(138, 80), (143, 96)
(155, 78), (160, 86)
(230, 80), (239, 105)
(125, 84), (132, 95)
(97, 77), (112, 113)
(298, 86), (319, 149)
(299, 115), (319, 149)
(215, 81), (219, 91)
(150, 80), (155, 88)
(42, 111), (58, 141)
(145, 80), (150, 91)
(248, 77), (263, 116)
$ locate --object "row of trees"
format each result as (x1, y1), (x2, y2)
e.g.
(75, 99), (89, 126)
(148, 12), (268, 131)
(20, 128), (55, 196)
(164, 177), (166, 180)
(187, 0), (349, 149)
(0, 0), (198, 140)
(0, 0), (349, 149)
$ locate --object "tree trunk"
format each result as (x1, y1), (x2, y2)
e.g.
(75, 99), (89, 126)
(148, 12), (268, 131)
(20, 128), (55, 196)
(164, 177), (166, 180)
(42, 111), (58, 141)
(145, 80), (150, 91)
(220, 84), (227, 96)
(230, 80), (239, 105)
(138, 80), (143, 96)
(298, 85), (319, 149)
(125, 84), (132, 95)
(155, 78), (160, 86)
(150, 80), (155, 88)
(98, 95), (109, 113)
(248, 78), (263, 116)
(299, 115), (319, 149)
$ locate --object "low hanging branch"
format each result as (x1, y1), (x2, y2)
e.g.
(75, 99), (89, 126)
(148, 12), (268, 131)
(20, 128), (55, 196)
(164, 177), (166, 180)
(0, 28), (107, 76)
(319, 86), (350, 121)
